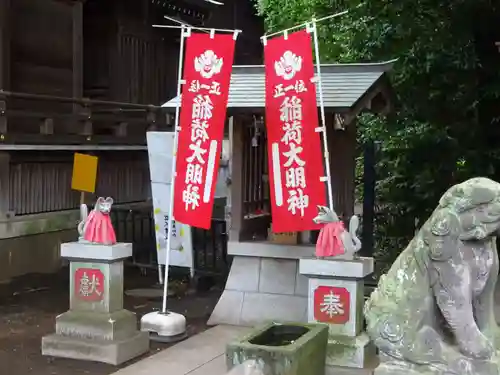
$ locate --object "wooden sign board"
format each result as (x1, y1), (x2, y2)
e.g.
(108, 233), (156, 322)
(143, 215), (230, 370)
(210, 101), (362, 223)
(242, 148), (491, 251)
(71, 153), (98, 193)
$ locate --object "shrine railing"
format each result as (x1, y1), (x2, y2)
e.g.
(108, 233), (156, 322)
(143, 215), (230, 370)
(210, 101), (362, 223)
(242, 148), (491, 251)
(111, 206), (230, 279)
(191, 218), (229, 279)
(0, 90), (168, 144)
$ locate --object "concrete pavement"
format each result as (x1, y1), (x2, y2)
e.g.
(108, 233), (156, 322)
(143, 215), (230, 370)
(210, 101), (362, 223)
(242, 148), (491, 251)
(109, 325), (375, 375)
(109, 325), (247, 375)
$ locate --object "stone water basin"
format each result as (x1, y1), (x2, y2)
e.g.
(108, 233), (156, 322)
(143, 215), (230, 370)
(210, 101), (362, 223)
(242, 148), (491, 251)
(226, 322), (328, 375)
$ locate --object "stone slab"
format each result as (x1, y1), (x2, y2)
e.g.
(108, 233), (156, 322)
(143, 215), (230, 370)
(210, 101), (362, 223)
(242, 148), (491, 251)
(307, 278), (365, 337)
(209, 290), (307, 326)
(299, 257), (374, 279)
(41, 331), (149, 365)
(61, 242), (132, 261)
(294, 267), (309, 297)
(258, 258), (297, 295)
(108, 325), (248, 375)
(228, 241), (315, 259)
(208, 290), (244, 326)
(240, 292), (307, 326)
(55, 309), (138, 341)
(209, 254), (309, 327)
(225, 256), (260, 292)
(326, 333), (376, 369)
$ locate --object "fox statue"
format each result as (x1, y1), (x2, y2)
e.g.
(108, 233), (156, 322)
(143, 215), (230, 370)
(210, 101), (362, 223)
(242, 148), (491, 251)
(78, 197), (117, 245)
(313, 205), (362, 259)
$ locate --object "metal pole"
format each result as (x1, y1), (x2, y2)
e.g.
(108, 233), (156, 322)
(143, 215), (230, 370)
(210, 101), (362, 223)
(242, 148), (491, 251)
(261, 9), (350, 40)
(158, 264), (163, 285)
(310, 20), (334, 211)
(153, 24), (241, 35)
(161, 25), (189, 314)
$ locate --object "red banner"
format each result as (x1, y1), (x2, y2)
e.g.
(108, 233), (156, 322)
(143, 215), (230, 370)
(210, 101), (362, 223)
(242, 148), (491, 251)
(264, 29), (327, 233)
(174, 32), (236, 229)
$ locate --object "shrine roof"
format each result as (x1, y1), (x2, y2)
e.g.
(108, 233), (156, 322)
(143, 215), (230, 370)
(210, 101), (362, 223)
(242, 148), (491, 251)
(161, 59), (396, 111)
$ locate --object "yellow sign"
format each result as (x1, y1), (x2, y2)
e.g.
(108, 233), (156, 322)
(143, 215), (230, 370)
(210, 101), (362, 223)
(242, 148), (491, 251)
(71, 153), (98, 193)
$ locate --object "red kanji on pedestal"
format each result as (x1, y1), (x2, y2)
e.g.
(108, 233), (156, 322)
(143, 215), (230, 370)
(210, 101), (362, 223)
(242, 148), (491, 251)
(314, 286), (350, 324)
(74, 268), (105, 302)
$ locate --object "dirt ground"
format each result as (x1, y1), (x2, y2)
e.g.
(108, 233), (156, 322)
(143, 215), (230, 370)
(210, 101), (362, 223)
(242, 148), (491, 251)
(0, 266), (221, 375)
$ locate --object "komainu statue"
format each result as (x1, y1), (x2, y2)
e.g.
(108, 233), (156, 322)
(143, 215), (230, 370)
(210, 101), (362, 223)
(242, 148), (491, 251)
(364, 178), (500, 375)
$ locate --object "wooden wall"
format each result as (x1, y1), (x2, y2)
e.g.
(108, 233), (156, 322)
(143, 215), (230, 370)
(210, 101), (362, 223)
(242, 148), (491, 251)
(1, 0), (264, 106)
(5, 0), (75, 134)
(84, 0), (179, 105)
(0, 0), (264, 138)
(9, 151), (150, 215)
(10, 0), (74, 97)
(201, 0), (264, 65)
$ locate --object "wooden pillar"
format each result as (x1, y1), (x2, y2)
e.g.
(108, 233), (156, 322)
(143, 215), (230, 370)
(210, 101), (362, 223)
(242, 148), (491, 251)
(72, 1), (83, 108)
(0, 0), (10, 135)
(360, 140), (377, 258)
(0, 152), (10, 217)
(228, 115), (245, 242)
(0, 0), (10, 90)
(327, 115), (357, 220)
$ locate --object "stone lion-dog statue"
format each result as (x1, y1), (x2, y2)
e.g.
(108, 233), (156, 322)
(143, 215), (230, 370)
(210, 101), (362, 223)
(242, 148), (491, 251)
(364, 177), (500, 375)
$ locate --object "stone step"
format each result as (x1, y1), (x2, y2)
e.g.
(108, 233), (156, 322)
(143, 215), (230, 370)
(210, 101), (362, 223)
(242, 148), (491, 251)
(41, 331), (149, 366)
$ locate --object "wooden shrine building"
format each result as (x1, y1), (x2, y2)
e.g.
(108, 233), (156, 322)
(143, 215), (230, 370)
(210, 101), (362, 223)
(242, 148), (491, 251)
(163, 60), (395, 326)
(0, 0), (263, 281)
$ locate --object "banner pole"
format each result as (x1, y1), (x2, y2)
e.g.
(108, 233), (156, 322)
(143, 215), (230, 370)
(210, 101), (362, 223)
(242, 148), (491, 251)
(310, 19), (334, 211)
(260, 9), (351, 41)
(161, 25), (190, 314)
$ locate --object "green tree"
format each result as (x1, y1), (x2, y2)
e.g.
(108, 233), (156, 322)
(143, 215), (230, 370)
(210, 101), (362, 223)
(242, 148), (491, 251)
(256, 0), (500, 264)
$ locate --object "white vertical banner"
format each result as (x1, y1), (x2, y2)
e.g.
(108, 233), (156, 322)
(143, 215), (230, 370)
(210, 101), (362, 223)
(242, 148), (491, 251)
(147, 131), (194, 271)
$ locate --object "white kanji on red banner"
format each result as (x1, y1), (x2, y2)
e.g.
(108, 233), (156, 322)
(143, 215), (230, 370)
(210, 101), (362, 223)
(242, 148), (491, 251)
(175, 32), (236, 229)
(264, 29), (327, 233)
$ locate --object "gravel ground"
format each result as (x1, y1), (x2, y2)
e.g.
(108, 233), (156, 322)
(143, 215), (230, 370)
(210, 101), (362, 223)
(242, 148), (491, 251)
(0, 266), (221, 375)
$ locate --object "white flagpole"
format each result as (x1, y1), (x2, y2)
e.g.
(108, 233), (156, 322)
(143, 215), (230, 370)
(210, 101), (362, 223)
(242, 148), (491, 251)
(161, 25), (191, 314)
(309, 20), (334, 211)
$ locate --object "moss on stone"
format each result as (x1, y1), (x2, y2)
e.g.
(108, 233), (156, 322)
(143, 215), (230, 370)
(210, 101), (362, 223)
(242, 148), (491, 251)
(22, 212), (77, 236)
(226, 322), (328, 375)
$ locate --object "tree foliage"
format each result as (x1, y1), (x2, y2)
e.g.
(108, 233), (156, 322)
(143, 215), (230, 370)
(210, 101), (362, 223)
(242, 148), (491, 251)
(256, 0), (500, 262)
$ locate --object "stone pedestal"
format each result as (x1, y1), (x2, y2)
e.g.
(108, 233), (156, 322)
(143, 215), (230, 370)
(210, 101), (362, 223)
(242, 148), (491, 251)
(299, 257), (376, 371)
(42, 242), (149, 365)
(208, 241), (311, 326)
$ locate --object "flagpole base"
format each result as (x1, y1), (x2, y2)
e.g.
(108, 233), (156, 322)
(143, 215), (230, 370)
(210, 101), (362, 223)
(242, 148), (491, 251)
(140, 311), (187, 343)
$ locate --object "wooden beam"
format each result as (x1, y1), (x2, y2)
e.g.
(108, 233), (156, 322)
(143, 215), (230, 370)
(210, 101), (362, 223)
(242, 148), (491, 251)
(0, 134), (146, 145)
(0, 144), (147, 151)
(72, 1), (84, 119)
(72, 1), (83, 100)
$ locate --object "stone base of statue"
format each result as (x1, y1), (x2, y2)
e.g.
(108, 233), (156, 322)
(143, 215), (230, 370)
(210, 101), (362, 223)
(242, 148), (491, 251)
(42, 242), (149, 365)
(373, 357), (500, 375)
(299, 257), (377, 371)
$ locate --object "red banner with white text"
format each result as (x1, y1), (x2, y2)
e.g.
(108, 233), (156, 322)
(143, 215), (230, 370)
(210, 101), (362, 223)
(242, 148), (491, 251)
(174, 32), (236, 229)
(264, 29), (327, 233)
